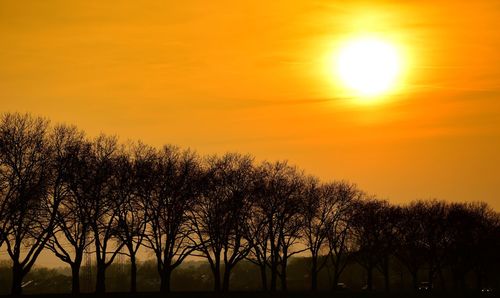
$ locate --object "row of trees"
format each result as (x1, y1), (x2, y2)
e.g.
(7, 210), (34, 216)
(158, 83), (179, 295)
(1, 113), (499, 295)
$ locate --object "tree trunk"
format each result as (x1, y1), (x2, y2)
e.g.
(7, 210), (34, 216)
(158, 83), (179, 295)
(222, 264), (231, 292)
(213, 260), (221, 292)
(383, 258), (390, 292)
(332, 270), (340, 291)
(130, 254), (137, 293)
(366, 266), (373, 291)
(95, 263), (106, 294)
(438, 268), (447, 291)
(311, 257), (318, 291)
(259, 264), (268, 291)
(384, 266), (390, 292)
(71, 263), (81, 295)
(270, 262), (278, 291)
(475, 270), (483, 292)
(459, 273), (466, 291)
(411, 271), (419, 291)
(452, 270), (460, 291)
(280, 259), (288, 291)
(160, 268), (172, 293)
(11, 262), (24, 296)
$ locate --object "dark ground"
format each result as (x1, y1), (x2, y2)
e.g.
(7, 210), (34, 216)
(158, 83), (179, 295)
(0, 291), (496, 298)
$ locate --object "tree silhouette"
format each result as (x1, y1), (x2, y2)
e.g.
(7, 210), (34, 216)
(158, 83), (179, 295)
(190, 153), (255, 292)
(143, 145), (201, 293)
(44, 125), (93, 294)
(0, 113), (57, 295)
(245, 189), (271, 291)
(253, 161), (307, 291)
(394, 202), (428, 290)
(374, 204), (400, 292)
(111, 145), (149, 293)
(445, 202), (498, 291)
(472, 207), (500, 290)
(301, 181), (358, 291)
(324, 182), (361, 290)
(65, 134), (124, 294)
(417, 200), (449, 288)
(350, 198), (392, 291)
(0, 112), (499, 294)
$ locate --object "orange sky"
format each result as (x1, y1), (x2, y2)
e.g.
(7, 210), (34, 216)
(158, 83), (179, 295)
(1, 0), (500, 214)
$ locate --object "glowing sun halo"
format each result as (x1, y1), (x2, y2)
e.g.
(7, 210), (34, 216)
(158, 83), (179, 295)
(336, 37), (402, 99)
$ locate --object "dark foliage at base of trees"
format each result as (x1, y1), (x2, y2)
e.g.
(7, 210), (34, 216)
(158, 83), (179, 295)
(1, 258), (499, 295)
(1, 112), (499, 295)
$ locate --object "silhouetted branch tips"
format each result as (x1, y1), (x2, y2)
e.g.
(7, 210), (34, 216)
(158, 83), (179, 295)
(1, 112), (499, 294)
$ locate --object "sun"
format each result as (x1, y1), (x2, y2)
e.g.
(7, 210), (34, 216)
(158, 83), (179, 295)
(335, 37), (402, 99)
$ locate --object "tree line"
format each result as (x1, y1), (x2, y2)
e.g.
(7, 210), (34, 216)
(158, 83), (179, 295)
(0, 112), (499, 295)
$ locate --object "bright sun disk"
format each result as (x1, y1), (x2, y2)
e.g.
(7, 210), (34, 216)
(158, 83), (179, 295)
(336, 37), (402, 98)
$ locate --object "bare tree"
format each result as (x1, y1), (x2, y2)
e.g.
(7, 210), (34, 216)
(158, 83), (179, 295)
(67, 134), (124, 293)
(301, 179), (323, 291)
(0, 133), (7, 250)
(445, 202), (497, 291)
(3, 111), (500, 295)
(111, 145), (149, 293)
(350, 198), (392, 291)
(374, 204), (400, 292)
(394, 202), (428, 290)
(0, 185), (5, 249)
(302, 179), (358, 291)
(245, 194), (271, 291)
(417, 200), (449, 288)
(143, 145), (201, 293)
(0, 113), (58, 295)
(44, 125), (93, 294)
(253, 161), (307, 291)
(324, 182), (361, 290)
(91, 136), (126, 294)
(191, 153), (255, 292)
(472, 207), (500, 291)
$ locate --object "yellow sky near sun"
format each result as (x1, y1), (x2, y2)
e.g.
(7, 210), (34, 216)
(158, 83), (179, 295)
(1, 0), (500, 216)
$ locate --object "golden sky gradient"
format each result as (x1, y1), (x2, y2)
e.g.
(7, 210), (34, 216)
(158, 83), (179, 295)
(1, 0), (500, 213)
